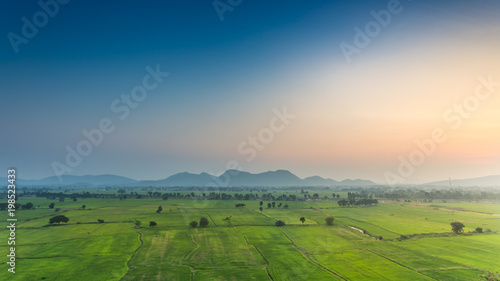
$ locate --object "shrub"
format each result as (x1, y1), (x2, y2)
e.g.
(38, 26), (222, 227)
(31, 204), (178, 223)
(275, 220), (286, 226)
(199, 217), (209, 227)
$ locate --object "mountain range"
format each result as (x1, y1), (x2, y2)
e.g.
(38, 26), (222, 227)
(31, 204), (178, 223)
(5, 171), (498, 188)
(4, 170), (376, 187)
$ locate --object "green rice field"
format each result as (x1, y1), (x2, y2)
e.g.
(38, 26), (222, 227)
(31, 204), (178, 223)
(1, 196), (499, 280)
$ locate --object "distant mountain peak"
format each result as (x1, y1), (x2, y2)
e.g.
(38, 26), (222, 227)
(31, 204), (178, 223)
(13, 170), (377, 187)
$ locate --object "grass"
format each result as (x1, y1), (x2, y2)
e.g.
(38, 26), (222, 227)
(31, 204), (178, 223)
(0, 196), (498, 280)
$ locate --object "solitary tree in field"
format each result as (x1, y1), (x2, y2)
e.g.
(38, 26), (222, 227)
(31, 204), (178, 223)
(476, 227), (483, 233)
(325, 216), (335, 226)
(272, 202), (276, 208)
(222, 216), (232, 226)
(199, 217), (209, 227)
(189, 221), (198, 228)
(49, 203), (55, 209)
(156, 206), (163, 213)
(259, 207), (263, 213)
(260, 201), (263, 207)
(451, 221), (465, 233)
(283, 204), (289, 209)
(97, 219), (104, 223)
(82, 205), (86, 210)
(49, 215), (69, 224)
(267, 203), (272, 208)
(275, 220), (286, 226)
(300, 217), (306, 224)
(149, 221), (157, 227)
(22, 202), (34, 210)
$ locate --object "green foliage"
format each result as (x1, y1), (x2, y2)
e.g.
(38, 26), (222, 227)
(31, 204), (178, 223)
(199, 217), (209, 227)
(189, 221), (198, 228)
(23, 202), (34, 210)
(325, 216), (335, 226)
(451, 221), (465, 233)
(300, 217), (306, 223)
(49, 203), (55, 209)
(222, 216), (232, 226)
(97, 219), (104, 223)
(149, 221), (157, 227)
(275, 220), (286, 226)
(49, 215), (69, 224)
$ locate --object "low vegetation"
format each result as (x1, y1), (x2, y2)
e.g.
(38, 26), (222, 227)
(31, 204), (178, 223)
(1, 186), (498, 280)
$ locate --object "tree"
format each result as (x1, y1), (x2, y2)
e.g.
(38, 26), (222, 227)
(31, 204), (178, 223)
(267, 203), (272, 208)
(476, 227), (483, 233)
(222, 216), (232, 226)
(189, 221), (198, 228)
(156, 206), (163, 213)
(199, 217), (209, 227)
(97, 219), (104, 223)
(49, 203), (55, 209)
(22, 202), (34, 210)
(134, 221), (142, 228)
(300, 217), (306, 224)
(149, 221), (157, 227)
(72, 197), (77, 202)
(272, 202), (276, 208)
(260, 201), (263, 207)
(259, 207), (263, 213)
(117, 189), (126, 194)
(450, 221), (465, 233)
(49, 215), (69, 224)
(82, 205), (86, 210)
(325, 216), (335, 226)
(283, 204), (289, 209)
(235, 203), (246, 208)
(275, 220), (286, 226)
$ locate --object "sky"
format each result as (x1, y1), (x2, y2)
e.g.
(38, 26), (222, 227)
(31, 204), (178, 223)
(1, 0), (499, 184)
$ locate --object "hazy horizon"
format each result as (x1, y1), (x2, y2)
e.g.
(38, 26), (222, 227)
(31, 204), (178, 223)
(2, 0), (499, 185)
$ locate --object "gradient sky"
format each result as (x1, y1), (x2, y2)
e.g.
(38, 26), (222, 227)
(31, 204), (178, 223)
(1, 0), (499, 184)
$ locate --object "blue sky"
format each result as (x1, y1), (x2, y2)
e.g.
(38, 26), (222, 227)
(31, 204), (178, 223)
(1, 0), (499, 183)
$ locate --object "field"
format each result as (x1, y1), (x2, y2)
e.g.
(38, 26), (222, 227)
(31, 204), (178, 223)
(1, 195), (499, 280)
